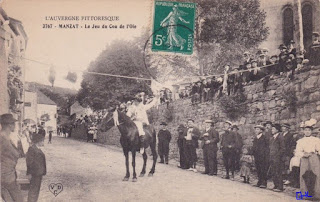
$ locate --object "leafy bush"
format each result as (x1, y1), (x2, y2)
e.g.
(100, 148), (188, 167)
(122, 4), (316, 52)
(219, 92), (248, 121)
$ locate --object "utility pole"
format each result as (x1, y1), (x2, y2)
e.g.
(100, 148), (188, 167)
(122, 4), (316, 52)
(293, 0), (304, 53)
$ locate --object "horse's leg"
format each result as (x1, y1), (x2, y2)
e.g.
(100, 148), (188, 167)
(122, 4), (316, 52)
(139, 152), (147, 177)
(123, 150), (130, 181)
(132, 150), (137, 182)
(148, 142), (158, 177)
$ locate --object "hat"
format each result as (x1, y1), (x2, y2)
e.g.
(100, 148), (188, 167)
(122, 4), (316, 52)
(160, 122), (167, 126)
(232, 125), (239, 130)
(243, 51), (250, 56)
(0, 114), (17, 124)
(272, 123), (281, 132)
(270, 55), (278, 59)
(256, 50), (263, 55)
(254, 125), (265, 130)
(133, 97), (142, 102)
(225, 120), (233, 125)
(31, 133), (44, 144)
(251, 59), (258, 64)
(288, 40), (295, 44)
(281, 123), (290, 128)
(178, 124), (185, 129)
(279, 44), (287, 50)
(312, 32), (320, 37)
(187, 118), (194, 122)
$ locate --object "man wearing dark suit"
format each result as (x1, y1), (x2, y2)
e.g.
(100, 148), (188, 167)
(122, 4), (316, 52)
(252, 124), (269, 188)
(232, 125), (243, 171)
(26, 133), (47, 202)
(177, 124), (187, 169)
(269, 124), (285, 192)
(200, 120), (220, 175)
(183, 119), (200, 172)
(157, 122), (172, 164)
(0, 114), (24, 202)
(281, 123), (296, 185)
(221, 121), (236, 179)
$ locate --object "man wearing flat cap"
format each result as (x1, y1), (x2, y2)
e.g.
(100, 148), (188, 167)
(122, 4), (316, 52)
(157, 122), (172, 164)
(26, 132), (47, 202)
(200, 120), (219, 175)
(252, 124), (269, 188)
(0, 113), (24, 202)
(269, 123), (285, 192)
(221, 121), (237, 179)
(281, 123), (296, 185)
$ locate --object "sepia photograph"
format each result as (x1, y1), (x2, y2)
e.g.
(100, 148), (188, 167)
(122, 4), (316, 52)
(0, 0), (320, 201)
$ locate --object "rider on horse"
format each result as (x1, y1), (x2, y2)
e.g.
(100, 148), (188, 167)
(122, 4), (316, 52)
(126, 94), (158, 154)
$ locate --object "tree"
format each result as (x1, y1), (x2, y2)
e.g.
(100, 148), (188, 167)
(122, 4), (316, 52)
(160, 0), (269, 75)
(77, 40), (152, 110)
(48, 65), (56, 87)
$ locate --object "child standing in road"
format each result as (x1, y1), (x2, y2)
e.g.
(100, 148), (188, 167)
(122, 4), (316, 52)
(240, 148), (253, 183)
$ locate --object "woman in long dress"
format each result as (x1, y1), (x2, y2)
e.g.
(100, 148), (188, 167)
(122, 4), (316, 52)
(294, 121), (320, 199)
(160, 5), (190, 50)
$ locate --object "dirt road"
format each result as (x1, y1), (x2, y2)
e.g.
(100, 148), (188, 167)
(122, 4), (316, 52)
(16, 137), (297, 202)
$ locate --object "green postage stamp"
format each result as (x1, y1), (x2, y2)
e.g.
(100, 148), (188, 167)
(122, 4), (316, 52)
(152, 1), (196, 54)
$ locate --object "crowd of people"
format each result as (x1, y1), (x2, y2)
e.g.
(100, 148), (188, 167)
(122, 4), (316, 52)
(172, 118), (320, 198)
(179, 33), (320, 105)
(1, 114), (47, 202)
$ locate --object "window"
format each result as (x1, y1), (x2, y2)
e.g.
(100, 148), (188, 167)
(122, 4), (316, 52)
(283, 7), (294, 46)
(302, 4), (313, 51)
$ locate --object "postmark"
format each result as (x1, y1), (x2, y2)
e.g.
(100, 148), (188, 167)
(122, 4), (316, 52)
(49, 183), (63, 197)
(152, 1), (196, 54)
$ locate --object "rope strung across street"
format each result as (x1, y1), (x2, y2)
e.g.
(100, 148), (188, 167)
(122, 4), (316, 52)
(14, 55), (287, 81)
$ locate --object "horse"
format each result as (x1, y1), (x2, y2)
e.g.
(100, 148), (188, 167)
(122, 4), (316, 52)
(100, 109), (158, 182)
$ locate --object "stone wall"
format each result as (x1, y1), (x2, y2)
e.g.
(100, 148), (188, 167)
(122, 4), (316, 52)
(95, 66), (320, 164)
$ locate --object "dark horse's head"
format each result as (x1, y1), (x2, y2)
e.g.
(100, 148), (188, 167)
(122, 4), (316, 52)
(100, 109), (134, 132)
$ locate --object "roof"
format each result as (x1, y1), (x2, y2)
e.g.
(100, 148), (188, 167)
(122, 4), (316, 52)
(37, 91), (56, 105)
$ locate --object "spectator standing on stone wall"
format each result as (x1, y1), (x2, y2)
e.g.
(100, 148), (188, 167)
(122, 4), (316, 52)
(221, 121), (236, 180)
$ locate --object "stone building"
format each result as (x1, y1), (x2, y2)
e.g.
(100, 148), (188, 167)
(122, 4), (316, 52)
(0, 7), (28, 119)
(24, 90), (58, 132)
(259, 0), (320, 55)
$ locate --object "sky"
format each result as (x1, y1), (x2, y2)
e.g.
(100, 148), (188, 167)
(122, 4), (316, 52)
(2, 0), (152, 90)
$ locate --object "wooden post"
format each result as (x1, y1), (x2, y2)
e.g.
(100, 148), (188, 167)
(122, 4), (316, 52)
(293, 0), (304, 53)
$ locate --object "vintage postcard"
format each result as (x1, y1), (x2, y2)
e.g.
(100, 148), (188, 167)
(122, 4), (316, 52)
(1, 0), (320, 201)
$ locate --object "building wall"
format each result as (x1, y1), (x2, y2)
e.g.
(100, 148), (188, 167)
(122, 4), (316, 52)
(0, 27), (9, 115)
(37, 104), (57, 132)
(24, 91), (37, 123)
(259, 0), (320, 55)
